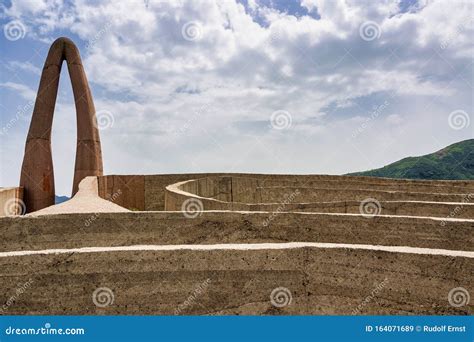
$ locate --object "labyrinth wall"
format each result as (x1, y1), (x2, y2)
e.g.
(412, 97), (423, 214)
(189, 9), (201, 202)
(1, 212), (472, 252)
(98, 173), (474, 212)
(1, 173), (472, 315)
(1, 247), (471, 315)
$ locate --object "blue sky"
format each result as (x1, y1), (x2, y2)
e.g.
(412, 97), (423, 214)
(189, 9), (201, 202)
(1, 0), (473, 196)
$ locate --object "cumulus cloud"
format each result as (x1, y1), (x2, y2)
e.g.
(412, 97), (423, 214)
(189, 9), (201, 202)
(5, 61), (41, 75)
(0, 81), (36, 100)
(0, 0), (472, 194)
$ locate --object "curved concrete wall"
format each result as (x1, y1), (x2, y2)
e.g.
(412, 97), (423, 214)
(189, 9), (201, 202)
(1, 212), (472, 253)
(257, 186), (467, 203)
(1, 173), (472, 316)
(163, 176), (474, 219)
(0, 247), (471, 315)
(98, 174), (474, 212)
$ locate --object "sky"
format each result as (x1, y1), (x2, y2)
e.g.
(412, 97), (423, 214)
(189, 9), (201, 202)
(0, 0), (473, 196)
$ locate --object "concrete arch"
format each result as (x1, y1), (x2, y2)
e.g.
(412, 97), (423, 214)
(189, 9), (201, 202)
(20, 37), (103, 213)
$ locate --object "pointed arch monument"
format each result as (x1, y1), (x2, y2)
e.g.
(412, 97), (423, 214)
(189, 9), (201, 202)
(20, 37), (103, 213)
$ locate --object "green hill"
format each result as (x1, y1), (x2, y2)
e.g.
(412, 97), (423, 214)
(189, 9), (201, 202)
(349, 139), (474, 180)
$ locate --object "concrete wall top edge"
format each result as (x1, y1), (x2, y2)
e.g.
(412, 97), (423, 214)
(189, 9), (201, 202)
(103, 172), (474, 184)
(0, 187), (23, 192)
(2, 210), (473, 223)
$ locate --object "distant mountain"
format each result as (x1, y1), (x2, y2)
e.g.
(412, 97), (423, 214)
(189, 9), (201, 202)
(349, 139), (474, 180)
(55, 195), (69, 204)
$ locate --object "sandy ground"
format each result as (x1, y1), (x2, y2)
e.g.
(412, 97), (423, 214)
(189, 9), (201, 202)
(28, 176), (129, 216)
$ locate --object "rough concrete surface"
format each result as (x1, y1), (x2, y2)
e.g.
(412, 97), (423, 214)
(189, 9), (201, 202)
(1, 211), (472, 252)
(1, 172), (473, 315)
(0, 247), (471, 315)
(0, 187), (23, 217)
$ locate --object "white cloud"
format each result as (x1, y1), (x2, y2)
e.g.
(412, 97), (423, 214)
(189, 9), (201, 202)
(6, 61), (41, 75)
(0, 82), (35, 100)
(1, 0), (473, 194)
(386, 113), (403, 125)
